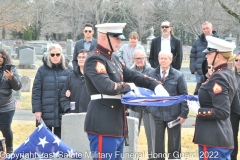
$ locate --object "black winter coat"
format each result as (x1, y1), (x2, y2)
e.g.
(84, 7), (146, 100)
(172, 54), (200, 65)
(32, 56), (72, 127)
(147, 66), (189, 121)
(190, 31), (219, 75)
(60, 66), (90, 113)
(0, 66), (22, 112)
(194, 63), (240, 148)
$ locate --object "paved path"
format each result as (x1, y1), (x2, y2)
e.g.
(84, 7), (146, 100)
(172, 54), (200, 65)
(14, 110), (196, 128)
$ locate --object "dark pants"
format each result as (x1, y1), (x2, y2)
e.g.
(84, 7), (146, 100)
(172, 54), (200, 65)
(46, 126), (61, 138)
(87, 134), (124, 160)
(230, 115), (240, 160)
(153, 117), (181, 160)
(0, 124), (13, 147)
(0, 110), (15, 148)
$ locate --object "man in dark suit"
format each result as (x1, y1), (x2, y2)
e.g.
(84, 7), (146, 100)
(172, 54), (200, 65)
(72, 23), (97, 69)
(149, 21), (183, 70)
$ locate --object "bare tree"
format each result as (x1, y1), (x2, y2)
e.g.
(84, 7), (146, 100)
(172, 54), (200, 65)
(0, 0), (31, 38)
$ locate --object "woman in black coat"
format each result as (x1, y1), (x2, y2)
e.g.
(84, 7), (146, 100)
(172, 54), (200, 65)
(32, 44), (72, 138)
(0, 49), (22, 153)
(61, 49), (90, 113)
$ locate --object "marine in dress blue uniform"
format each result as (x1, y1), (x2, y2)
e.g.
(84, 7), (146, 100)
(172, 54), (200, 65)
(188, 36), (240, 160)
(83, 23), (169, 160)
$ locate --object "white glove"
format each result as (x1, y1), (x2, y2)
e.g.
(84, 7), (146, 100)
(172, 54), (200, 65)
(154, 84), (169, 96)
(127, 83), (141, 95)
(187, 100), (200, 114)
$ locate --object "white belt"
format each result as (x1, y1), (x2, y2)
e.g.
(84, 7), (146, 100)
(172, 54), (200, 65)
(91, 94), (122, 100)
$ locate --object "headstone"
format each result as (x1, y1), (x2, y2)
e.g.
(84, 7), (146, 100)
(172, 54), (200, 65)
(16, 46), (34, 58)
(62, 113), (138, 160)
(21, 76), (31, 92)
(180, 66), (196, 83)
(66, 39), (73, 59)
(18, 48), (38, 69)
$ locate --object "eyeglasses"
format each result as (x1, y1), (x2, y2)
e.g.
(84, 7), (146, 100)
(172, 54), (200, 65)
(134, 57), (146, 61)
(50, 53), (61, 57)
(161, 26), (170, 29)
(77, 56), (87, 59)
(235, 59), (240, 62)
(84, 30), (92, 33)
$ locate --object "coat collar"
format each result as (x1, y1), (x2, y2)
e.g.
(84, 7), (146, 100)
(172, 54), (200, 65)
(95, 44), (113, 59)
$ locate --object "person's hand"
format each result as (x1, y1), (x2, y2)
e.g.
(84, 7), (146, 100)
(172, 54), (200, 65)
(66, 90), (71, 97)
(34, 112), (42, 123)
(178, 116), (186, 124)
(154, 84), (169, 96)
(127, 83), (141, 95)
(14, 101), (21, 109)
(4, 70), (13, 80)
(187, 100), (200, 114)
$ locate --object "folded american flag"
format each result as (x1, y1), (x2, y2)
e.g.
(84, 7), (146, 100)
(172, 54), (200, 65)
(121, 87), (198, 106)
(5, 124), (82, 160)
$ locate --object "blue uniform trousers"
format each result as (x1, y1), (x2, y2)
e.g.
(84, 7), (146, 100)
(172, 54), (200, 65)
(88, 133), (124, 160)
(198, 145), (232, 160)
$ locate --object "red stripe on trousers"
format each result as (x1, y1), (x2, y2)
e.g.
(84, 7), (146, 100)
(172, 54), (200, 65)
(203, 145), (208, 160)
(98, 135), (103, 160)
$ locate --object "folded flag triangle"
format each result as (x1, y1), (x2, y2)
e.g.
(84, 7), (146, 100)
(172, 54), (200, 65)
(5, 124), (82, 160)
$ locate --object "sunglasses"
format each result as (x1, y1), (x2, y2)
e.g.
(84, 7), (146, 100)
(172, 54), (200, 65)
(161, 26), (170, 29)
(50, 53), (61, 57)
(207, 65), (213, 69)
(84, 30), (92, 33)
(235, 59), (240, 62)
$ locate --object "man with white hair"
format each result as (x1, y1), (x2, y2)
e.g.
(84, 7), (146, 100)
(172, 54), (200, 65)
(129, 49), (155, 160)
(83, 23), (169, 160)
(147, 50), (188, 160)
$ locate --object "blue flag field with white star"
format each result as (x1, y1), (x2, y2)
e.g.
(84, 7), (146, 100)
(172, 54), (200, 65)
(121, 87), (198, 106)
(5, 124), (82, 160)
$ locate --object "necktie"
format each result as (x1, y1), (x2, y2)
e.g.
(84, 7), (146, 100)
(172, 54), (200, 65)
(162, 70), (166, 83)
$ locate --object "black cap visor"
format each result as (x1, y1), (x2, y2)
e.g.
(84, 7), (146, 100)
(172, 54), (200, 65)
(203, 47), (218, 54)
(107, 32), (125, 39)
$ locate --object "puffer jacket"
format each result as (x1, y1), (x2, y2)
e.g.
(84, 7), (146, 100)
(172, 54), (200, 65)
(0, 66), (22, 112)
(190, 31), (219, 75)
(60, 66), (90, 113)
(147, 66), (189, 121)
(32, 55), (72, 127)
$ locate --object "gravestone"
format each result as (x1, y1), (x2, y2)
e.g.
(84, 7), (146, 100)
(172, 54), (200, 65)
(18, 48), (38, 69)
(66, 39), (73, 59)
(62, 113), (139, 160)
(180, 66), (196, 83)
(21, 76), (31, 92)
(16, 46), (34, 58)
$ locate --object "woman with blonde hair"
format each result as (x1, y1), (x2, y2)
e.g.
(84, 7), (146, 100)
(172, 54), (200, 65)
(188, 36), (240, 160)
(32, 44), (72, 138)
